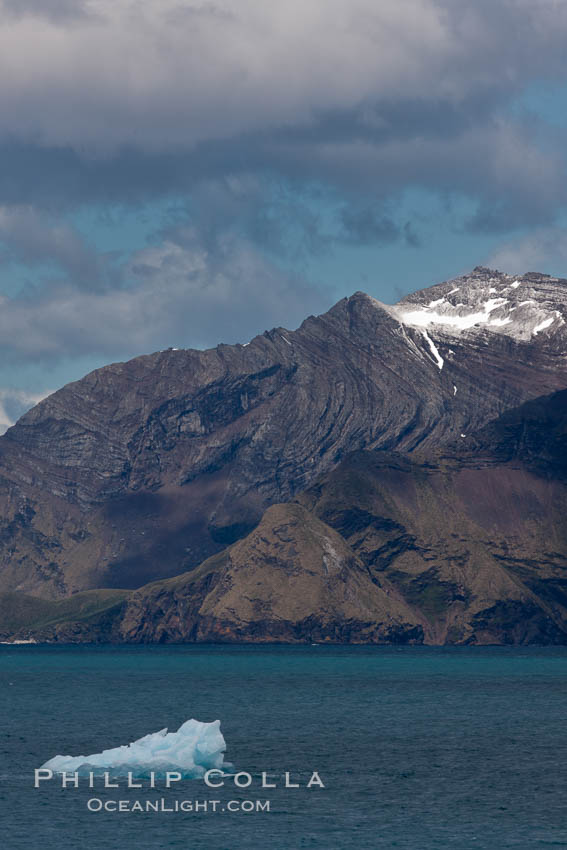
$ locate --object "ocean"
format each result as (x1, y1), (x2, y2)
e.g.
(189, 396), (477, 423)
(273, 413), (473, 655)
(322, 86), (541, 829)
(2, 644), (567, 849)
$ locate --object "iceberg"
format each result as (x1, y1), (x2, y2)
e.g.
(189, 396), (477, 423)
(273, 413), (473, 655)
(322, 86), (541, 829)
(41, 718), (228, 778)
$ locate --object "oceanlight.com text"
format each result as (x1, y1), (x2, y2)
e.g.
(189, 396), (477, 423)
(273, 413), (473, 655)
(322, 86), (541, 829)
(86, 798), (271, 813)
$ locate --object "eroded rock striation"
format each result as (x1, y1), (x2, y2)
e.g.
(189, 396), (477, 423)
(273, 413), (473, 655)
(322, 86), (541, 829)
(1, 267), (567, 644)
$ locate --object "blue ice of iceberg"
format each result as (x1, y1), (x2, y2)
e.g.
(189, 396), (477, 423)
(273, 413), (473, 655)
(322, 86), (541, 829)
(41, 718), (228, 778)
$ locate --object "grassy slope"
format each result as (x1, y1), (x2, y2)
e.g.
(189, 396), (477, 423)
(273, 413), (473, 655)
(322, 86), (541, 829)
(0, 588), (129, 634)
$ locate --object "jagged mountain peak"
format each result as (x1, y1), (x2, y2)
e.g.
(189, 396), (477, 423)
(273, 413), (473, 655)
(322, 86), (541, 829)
(389, 267), (567, 343)
(1, 265), (567, 602)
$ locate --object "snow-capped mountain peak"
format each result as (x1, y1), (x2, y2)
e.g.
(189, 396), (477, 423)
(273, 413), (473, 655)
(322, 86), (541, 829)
(391, 267), (566, 342)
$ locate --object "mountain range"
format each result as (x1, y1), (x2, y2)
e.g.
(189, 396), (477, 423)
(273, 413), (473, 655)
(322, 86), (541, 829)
(1, 266), (566, 644)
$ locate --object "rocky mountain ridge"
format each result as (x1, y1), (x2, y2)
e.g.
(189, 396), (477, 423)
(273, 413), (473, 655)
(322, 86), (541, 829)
(0, 266), (566, 644)
(394, 267), (567, 344)
(3, 387), (567, 645)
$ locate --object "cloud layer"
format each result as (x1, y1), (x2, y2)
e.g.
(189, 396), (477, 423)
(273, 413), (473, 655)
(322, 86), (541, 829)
(1, 0), (567, 409)
(0, 215), (330, 362)
(0, 0), (566, 220)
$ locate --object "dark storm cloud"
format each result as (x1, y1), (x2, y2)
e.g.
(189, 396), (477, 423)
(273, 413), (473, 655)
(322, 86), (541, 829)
(337, 204), (421, 248)
(0, 206), (110, 290)
(0, 109), (563, 238)
(339, 208), (400, 246)
(0, 0), (566, 229)
(2, 0), (567, 377)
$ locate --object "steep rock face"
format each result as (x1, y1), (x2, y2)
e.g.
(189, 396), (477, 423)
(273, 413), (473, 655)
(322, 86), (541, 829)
(453, 386), (567, 476)
(298, 390), (567, 644)
(0, 267), (566, 599)
(5, 390), (567, 645)
(118, 504), (425, 644)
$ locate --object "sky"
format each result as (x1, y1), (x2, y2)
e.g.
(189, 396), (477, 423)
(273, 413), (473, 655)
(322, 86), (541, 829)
(2, 0), (567, 431)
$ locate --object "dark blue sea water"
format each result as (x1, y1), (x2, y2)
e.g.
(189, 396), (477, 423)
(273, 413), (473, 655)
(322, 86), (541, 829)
(2, 645), (567, 849)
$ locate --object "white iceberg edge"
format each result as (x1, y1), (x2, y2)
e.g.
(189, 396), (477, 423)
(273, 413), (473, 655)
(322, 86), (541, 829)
(41, 718), (228, 778)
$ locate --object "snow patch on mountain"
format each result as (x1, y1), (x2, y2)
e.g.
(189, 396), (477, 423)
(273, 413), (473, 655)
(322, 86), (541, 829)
(422, 329), (444, 370)
(395, 297), (511, 332)
(388, 268), (566, 343)
(533, 315), (556, 335)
